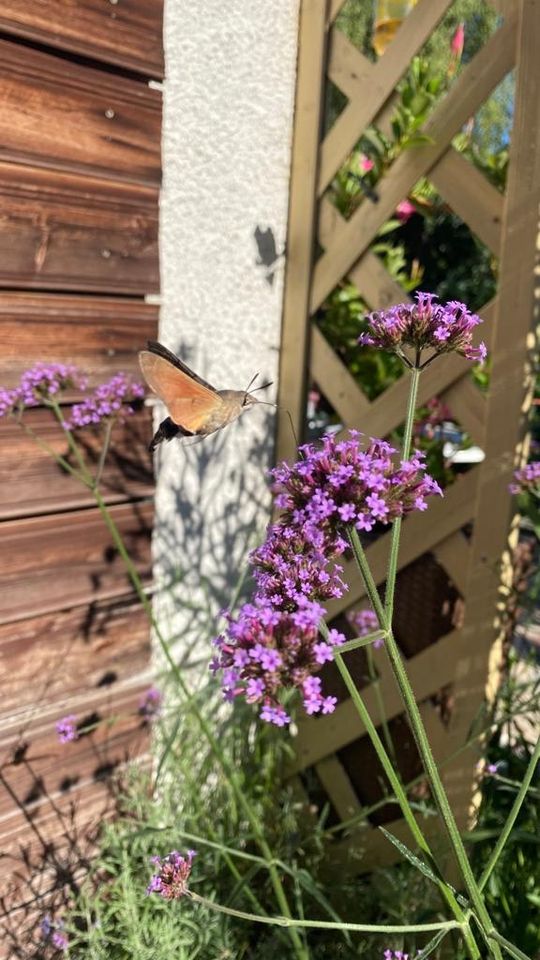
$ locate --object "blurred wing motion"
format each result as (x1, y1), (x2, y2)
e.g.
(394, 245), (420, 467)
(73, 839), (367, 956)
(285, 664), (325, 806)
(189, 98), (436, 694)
(139, 341), (223, 450)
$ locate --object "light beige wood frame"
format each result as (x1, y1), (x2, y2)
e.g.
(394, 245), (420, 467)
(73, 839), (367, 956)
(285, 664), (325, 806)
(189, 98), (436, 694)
(278, 0), (539, 873)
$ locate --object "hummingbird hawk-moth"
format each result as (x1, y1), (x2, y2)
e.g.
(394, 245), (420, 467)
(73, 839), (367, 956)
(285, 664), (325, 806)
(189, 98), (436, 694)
(138, 341), (271, 452)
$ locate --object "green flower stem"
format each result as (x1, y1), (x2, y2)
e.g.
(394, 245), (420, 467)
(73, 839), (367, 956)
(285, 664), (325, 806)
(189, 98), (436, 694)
(348, 367), (504, 959)
(326, 716), (504, 836)
(330, 642), (478, 958)
(337, 629), (387, 655)
(348, 527), (386, 624)
(486, 930), (533, 960)
(188, 891), (462, 935)
(384, 366), (420, 620)
(48, 399), (93, 484)
(479, 735), (540, 892)
(91, 488), (308, 960)
(94, 416), (114, 489)
(15, 417), (91, 487)
(349, 527), (501, 959)
(366, 642), (397, 764)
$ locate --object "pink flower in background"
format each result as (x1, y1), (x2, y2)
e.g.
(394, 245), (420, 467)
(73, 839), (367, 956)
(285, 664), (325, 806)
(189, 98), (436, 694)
(451, 22), (465, 58)
(359, 155), (374, 173)
(396, 199), (416, 222)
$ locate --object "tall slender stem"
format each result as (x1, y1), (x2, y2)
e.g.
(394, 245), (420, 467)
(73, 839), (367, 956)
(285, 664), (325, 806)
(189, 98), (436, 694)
(332, 649), (479, 959)
(384, 366), (420, 620)
(188, 892), (462, 934)
(366, 643), (396, 764)
(348, 366), (503, 959)
(479, 735), (540, 892)
(92, 488), (308, 960)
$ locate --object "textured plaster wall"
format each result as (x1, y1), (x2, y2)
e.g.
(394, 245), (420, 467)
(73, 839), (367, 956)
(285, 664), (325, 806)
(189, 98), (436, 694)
(154, 0), (300, 657)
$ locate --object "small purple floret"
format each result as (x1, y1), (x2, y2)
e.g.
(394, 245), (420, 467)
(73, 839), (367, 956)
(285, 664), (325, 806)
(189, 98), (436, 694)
(56, 715), (78, 744)
(66, 373), (145, 429)
(147, 849), (196, 900)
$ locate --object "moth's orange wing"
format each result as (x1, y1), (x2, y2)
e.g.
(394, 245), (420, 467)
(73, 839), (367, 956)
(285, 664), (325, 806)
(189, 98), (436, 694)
(138, 351), (221, 433)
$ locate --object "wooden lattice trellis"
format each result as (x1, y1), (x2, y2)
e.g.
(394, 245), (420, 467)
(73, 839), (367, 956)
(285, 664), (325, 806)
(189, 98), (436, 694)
(277, 0), (539, 873)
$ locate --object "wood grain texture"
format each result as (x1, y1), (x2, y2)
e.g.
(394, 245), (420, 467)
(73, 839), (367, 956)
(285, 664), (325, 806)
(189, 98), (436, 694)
(0, 165), (159, 292)
(0, 293), (158, 385)
(0, 408), (153, 519)
(0, 598), (151, 718)
(0, 686), (148, 808)
(0, 502), (153, 625)
(276, 0), (329, 464)
(0, 39), (161, 185)
(0, 0), (164, 78)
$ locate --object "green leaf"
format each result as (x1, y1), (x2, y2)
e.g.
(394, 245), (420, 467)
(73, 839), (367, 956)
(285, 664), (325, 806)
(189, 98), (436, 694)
(417, 928), (450, 958)
(378, 827), (469, 907)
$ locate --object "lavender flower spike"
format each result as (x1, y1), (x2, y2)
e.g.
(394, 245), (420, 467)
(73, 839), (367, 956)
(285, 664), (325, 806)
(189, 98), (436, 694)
(359, 292), (487, 367)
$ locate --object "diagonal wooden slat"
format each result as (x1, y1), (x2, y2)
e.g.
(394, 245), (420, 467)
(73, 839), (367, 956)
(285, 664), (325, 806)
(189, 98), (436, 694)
(311, 326), (371, 424)
(319, 0), (454, 193)
(326, 33), (503, 252)
(318, 195), (412, 307)
(441, 375), (487, 445)
(315, 755), (361, 819)
(326, 28), (372, 100)
(429, 149), (504, 255)
(326, 30), (400, 139)
(312, 13), (517, 311)
(328, 0), (347, 25)
(433, 531), (471, 596)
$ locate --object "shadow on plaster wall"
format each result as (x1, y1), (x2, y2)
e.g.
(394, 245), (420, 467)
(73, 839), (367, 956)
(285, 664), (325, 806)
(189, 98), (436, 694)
(152, 395), (277, 668)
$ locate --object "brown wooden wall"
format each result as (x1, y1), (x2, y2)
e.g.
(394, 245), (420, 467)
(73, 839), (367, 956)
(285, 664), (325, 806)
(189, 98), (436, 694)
(0, 2), (163, 946)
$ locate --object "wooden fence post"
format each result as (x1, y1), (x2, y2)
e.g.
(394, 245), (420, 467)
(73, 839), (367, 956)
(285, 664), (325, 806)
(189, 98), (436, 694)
(276, 0), (328, 465)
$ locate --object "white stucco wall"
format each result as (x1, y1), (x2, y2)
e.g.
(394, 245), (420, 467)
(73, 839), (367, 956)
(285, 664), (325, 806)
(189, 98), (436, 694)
(154, 0), (300, 658)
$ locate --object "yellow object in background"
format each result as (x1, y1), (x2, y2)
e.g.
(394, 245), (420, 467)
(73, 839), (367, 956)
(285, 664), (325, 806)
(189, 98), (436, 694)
(372, 0), (418, 55)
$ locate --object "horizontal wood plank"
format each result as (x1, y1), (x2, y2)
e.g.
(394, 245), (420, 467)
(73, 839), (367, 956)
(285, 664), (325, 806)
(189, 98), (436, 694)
(0, 502), (153, 625)
(0, 39), (161, 185)
(0, 164), (159, 292)
(0, 293), (158, 385)
(0, 1), (164, 78)
(0, 598), (151, 718)
(0, 408), (153, 519)
(0, 686), (148, 808)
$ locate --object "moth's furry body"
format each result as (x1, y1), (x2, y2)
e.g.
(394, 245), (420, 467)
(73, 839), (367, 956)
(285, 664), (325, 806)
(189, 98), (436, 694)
(138, 341), (261, 452)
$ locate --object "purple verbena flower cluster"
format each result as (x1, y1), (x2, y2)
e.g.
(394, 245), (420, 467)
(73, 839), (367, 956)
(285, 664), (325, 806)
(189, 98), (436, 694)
(346, 607), (383, 647)
(212, 432), (442, 725)
(358, 292), (487, 366)
(147, 849), (196, 900)
(56, 715), (78, 744)
(509, 461), (540, 496)
(383, 950), (409, 960)
(40, 915), (68, 952)
(66, 372), (145, 429)
(0, 363), (87, 418)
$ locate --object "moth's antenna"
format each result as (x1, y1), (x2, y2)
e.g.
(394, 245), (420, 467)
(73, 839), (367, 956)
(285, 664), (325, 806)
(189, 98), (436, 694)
(284, 408), (299, 452)
(251, 380), (273, 393)
(244, 372), (260, 394)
